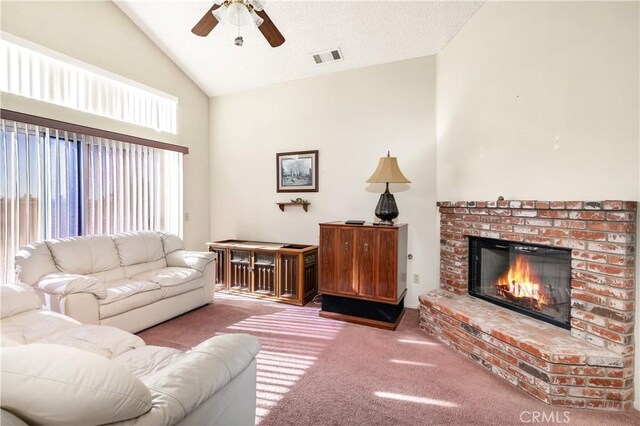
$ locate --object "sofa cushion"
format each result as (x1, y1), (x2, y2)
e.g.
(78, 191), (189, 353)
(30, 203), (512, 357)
(46, 235), (119, 275)
(160, 277), (205, 299)
(161, 232), (184, 255)
(1, 336), (21, 348)
(1, 343), (152, 425)
(88, 266), (126, 283)
(1, 310), (81, 344)
(96, 279), (161, 320)
(14, 242), (58, 286)
(40, 324), (145, 359)
(1, 408), (28, 426)
(112, 231), (165, 266)
(0, 285), (41, 319)
(124, 258), (168, 279)
(133, 267), (203, 287)
(98, 279), (161, 305)
(113, 345), (183, 378)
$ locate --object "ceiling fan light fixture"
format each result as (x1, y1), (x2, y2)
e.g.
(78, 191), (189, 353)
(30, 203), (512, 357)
(250, 9), (264, 28)
(194, 0), (284, 47)
(211, 6), (225, 23)
(214, 1), (262, 28)
(227, 2), (252, 26)
(248, 0), (263, 11)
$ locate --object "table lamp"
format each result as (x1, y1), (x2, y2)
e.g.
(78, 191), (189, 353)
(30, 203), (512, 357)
(366, 151), (411, 225)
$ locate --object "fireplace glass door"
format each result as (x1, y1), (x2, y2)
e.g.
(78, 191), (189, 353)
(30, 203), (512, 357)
(468, 237), (571, 329)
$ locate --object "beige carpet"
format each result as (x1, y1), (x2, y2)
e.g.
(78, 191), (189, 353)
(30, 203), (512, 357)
(138, 292), (640, 425)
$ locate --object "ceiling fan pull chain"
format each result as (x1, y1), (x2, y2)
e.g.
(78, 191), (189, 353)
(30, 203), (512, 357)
(234, 9), (244, 47)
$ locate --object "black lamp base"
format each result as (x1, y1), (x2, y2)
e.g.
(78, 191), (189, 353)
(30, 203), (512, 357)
(374, 184), (399, 226)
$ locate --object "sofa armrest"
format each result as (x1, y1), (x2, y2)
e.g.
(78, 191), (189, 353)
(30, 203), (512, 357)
(188, 333), (260, 377)
(128, 334), (260, 425)
(36, 291), (101, 325)
(35, 273), (107, 299)
(166, 250), (216, 273)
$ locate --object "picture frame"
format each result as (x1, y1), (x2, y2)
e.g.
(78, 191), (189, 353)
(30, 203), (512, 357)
(276, 150), (319, 193)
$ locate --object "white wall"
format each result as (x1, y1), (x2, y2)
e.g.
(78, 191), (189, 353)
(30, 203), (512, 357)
(436, 0), (639, 410)
(437, 1), (639, 201)
(210, 57), (438, 307)
(0, 0), (211, 250)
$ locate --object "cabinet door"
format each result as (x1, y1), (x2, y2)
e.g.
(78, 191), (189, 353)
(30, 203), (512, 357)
(355, 228), (375, 297)
(375, 229), (398, 301)
(335, 227), (356, 295)
(230, 250), (251, 291)
(208, 248), (227, 289)
(319, 226), (355, 295)
(279, 254), (298, 298)
(254, 252), (276, 296)
(319, 226), (338, 294)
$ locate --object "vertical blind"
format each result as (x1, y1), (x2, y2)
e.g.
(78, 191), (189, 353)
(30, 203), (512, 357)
(0, 118), (183, 282)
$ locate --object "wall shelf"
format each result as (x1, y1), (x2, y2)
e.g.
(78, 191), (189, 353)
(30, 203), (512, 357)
(277, 202), (310, 212)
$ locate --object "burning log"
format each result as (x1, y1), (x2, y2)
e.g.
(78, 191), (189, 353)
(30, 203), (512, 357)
(495, 255), (549, 311)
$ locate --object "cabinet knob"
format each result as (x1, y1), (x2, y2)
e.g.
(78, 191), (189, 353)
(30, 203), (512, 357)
(344, 241), (349, 251)
(364, 243), (369, 253)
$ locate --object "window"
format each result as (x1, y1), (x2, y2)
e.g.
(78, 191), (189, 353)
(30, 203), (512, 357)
(1, 116), (184, 282)
(1, 34), (177, 133)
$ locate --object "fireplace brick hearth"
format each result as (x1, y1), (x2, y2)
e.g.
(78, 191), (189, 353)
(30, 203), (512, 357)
(419, 200), (636, 411)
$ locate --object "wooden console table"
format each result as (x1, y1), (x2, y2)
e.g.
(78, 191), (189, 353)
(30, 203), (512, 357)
(206, 240), (318, 306)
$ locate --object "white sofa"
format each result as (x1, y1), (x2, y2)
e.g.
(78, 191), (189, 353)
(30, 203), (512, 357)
(14, 231), (216, 333)
(0, 284), (259, 425)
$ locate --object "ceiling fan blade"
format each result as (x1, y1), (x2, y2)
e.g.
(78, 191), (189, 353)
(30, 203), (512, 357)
(255, 9), (285, 47)
(191, 4), (222, 37)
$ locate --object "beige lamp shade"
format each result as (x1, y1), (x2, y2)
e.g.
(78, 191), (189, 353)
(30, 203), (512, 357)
(366, 154), (411, 184)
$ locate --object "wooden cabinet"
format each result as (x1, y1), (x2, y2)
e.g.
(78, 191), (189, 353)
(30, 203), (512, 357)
(318, 222), (408, 329)
(207, 240), (318, 306)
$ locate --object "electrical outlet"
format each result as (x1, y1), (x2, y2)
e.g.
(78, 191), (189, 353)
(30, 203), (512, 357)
(184, 212), (190, 222)
(412, 273), (420, 284)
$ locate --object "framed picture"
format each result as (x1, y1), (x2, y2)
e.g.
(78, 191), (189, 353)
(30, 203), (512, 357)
(276, 150), (319, 193)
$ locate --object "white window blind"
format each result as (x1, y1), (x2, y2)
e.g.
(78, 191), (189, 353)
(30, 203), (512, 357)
(0, 33), (177, 134)
(0, 118), (183, 282)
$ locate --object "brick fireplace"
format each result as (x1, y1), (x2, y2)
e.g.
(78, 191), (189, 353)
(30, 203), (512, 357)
(419, 200), (636, 410)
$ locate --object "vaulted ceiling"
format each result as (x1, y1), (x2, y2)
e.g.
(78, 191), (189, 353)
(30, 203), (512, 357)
(116, 1), (484, 96)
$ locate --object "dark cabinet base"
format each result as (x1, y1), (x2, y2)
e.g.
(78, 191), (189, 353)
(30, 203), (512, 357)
(320, 294), (405, 330)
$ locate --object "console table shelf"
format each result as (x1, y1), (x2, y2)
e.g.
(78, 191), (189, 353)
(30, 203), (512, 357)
(277, 202), (310, 212)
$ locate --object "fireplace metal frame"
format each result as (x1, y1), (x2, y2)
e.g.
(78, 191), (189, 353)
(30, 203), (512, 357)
(468, 236), (571, 330)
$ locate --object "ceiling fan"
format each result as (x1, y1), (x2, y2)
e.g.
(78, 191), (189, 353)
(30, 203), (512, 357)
(191, 0), (285, 47)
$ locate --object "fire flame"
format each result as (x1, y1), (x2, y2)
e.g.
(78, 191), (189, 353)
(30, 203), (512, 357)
(496, 255), (548, 310)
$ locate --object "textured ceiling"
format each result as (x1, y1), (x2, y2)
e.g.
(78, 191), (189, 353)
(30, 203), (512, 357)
(116, 1), (484, 97)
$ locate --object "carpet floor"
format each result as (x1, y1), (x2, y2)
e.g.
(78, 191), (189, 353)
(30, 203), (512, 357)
(138, 292), (640, 425)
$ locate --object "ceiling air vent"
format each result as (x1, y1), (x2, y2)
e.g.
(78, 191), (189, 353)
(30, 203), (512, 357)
(312, 48), (343, 65)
